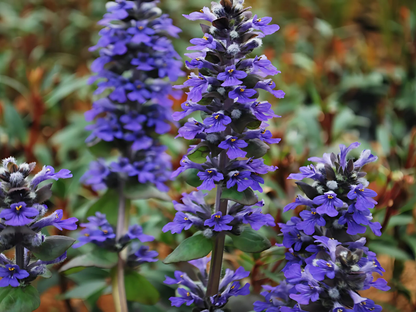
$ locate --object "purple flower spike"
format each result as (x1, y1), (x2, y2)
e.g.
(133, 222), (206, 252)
(307, 259), (336, 281)
(162, 212), (194, 234)
(130, 246), (158, 264)
(0, 264), (29, 287)
(0, 202), (39, 226)
(226, 171), (252, 192)
(188, 34), (217, 51)
(252, 15), (280, 35)
(217, 65), (247, 87)
(204, 212), (233, 232)
(31, 165), (72, 187)
(84, 0), (183, 192)
(347, 184), (378, 211)
(204, 112), (232, 133)
(229, 87), (257, 104)
(127, 225), (155, 242)
(165, 1), (286, 308)
(170, 288), (203, 307)
(297, 209), (325, 235)
(272, 143), (389, 312)
(313, 191), (343, 217)
(353, 299), (382, 312)
(52, 210), (78, 231)
(182, 73), (209, 102)
(197, 169), (224, 191)
(218, 136), (248, 159)
(127, 21), (155, 44)
(178, 118), (206, 139)
(183, 7), (216, 22)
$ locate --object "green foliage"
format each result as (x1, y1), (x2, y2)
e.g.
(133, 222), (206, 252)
(163, 232), (212, 264)
(187, 142), (210, 163)
(183, 168), (202, 188)
(86, 189), (119, 226)
(30, 236), (75, 261)
(1, 0), (416, 310)
(0, 286), (40, 312)
(124, 183), (171, 201)
(228, 227), (271, 253)
(125, 270), (160, 304)
(221, 186), (258, 206)
(60, 248), (118, 272)
(243, 139), (270, 159)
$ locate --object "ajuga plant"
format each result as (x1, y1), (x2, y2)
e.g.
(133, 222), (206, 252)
(162, 0), (282, 311)
(254, 143), (390, 312)
(60, 1), (183, 311)
(0, 157), (77, 311)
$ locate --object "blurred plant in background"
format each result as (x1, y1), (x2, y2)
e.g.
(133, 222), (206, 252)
(0, 0), (415, 311)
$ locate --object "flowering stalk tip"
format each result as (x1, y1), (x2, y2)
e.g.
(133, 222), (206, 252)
(164, 0), (283, 310)
(254, 143), (389, 312)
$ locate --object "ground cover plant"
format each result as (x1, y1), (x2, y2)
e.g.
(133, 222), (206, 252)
(0, 0), (415, 311)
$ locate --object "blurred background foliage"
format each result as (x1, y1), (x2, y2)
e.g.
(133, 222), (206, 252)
(0, 0), (415, 311)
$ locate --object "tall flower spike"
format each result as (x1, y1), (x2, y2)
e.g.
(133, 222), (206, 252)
(254, 143), (390, 312)
(164, 1), (283, 310)
(70, 1), (182, 312)
(0, 158), (77, 310)
(83, 0), (184, 192)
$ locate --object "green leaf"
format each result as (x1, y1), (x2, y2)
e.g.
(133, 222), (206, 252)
(183, 168), (202, 188)
(30, 236), (75, 261)
(221, 186), (258, 206)
(125, 271), (160, 304)
(124, 183), (170, 201)
(163, 232), (212, 264)
(64, 280), (107, 299)
(0, 286), (40, 312)
(386, 214), (413, 229)
(41, 268), (53, 279)
(402, 235), (416, 257)
(368, 242), (411, 261)
(187, 142), (210, 164)
(87, 140), (115, 157)
(229, 227), (271, 253)
(232, 112), (259, 133)
(86, 189), (119, 226)
(376, 124), (391, 155)
(2, 101), (27, 143)
(60, 249), (118, 272)
(45, 75), (89, 108)
(243, 139), (269, 158)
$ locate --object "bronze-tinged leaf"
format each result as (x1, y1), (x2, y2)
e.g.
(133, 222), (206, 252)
(295, 182), (319, 199)
(346, 159), (354, 173)
(200, 23), (211, 34)
(212, 17), (230, 30)
(240, 33), (258, 43)
(324, 164), (336, 180)
(34, 183), (53, 203)
(220, 0), (233, 11)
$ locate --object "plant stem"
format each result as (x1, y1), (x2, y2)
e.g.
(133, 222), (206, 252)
(206, 150), (229, 297)
(114, 181), (128, 312)
(15, 242), (24, 269)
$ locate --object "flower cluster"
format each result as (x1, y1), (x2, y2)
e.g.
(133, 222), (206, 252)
(83, 0), (184, 192)
(74, 212), (158, 267)
(162, 190), (275, 235)
(0, 157), (77, 287)
(166, 0), (283, 307)
(164, 257), (250, 311)
(253, 281), (300, 312)
(172, 0), (282, 194)
(254, 143), (389, 311)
